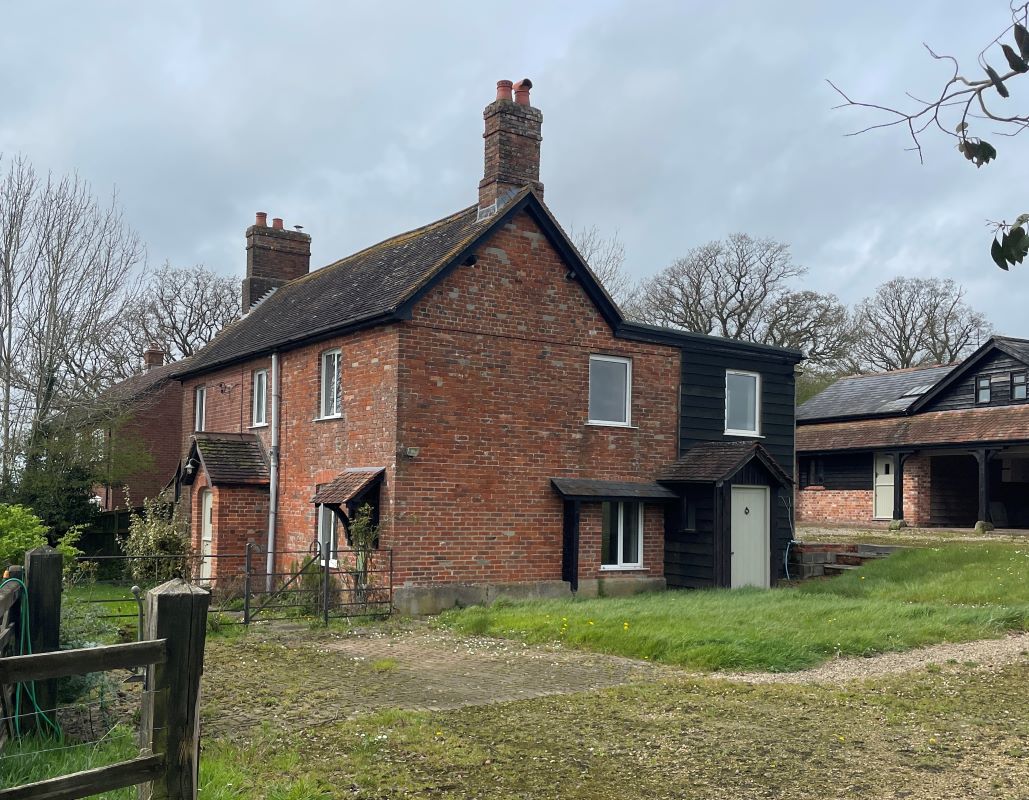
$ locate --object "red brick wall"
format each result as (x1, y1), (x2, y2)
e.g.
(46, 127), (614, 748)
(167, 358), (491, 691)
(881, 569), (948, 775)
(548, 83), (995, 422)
(391, 210), (680, 587)
(796, 453), (932, 526)
(104, 380), (184, 509)
(577, 503), (665, 582)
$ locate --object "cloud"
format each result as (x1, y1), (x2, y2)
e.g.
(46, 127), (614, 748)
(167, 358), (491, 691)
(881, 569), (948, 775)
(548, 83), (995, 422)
(0, 0), (1024, 333)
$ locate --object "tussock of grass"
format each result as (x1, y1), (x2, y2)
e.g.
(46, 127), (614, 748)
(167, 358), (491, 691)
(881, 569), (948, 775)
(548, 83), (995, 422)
(438, 544), (1029, 672)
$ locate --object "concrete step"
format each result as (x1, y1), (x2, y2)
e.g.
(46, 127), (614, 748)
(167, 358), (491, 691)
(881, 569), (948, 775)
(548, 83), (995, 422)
(835, 552), (887, 566)
(823, 563), (861, 574)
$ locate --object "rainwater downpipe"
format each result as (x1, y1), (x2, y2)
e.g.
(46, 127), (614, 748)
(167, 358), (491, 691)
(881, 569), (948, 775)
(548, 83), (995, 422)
(265, 352), (281, 592)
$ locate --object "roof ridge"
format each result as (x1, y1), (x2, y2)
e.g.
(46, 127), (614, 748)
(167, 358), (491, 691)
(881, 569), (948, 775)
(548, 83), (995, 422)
(284, 202), (481, 291)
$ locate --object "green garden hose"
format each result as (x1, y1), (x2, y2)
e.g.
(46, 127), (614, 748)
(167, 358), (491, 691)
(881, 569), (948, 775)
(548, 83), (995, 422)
(0, 576), (62, 739)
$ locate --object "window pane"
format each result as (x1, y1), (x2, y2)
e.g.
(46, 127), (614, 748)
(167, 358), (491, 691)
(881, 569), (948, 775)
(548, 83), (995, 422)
(253, 371), (267, 424)
(322, 353), (339, 416)
(195, 388), (205, 431)
(726, 373), (757, 432)
(1014, 374), (1026, 400)
(589, 358), (628, 423)
(621, 503), (640, 564)
(601, 502), (617, 565)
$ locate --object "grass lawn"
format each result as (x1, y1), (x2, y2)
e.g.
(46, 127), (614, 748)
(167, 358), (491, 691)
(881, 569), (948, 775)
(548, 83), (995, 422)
(437, 544), (1029, 671)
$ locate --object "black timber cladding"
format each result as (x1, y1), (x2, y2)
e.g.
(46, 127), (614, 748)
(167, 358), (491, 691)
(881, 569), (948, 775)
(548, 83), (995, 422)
(797, 452), (873, 490)
(920, 349), (1029, 413)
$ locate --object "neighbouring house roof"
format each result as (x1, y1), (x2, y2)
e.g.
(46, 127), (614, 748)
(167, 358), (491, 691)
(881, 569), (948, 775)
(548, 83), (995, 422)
(101, 357), (193, 404)
(657, 441), (792, 486)
(175, 188), (801, 380)
(550, 478), (678, 501)
(186, 432), (269, 485)
(796, 364), (955, 422)
(796, 404), (1029, 452)
(312, 468), (385, 506)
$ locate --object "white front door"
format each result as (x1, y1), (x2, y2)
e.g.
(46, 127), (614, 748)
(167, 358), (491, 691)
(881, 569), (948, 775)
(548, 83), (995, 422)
(873, 454), (894, 519)
(730, 486), (769, 588)
(200, 490), (214, 581)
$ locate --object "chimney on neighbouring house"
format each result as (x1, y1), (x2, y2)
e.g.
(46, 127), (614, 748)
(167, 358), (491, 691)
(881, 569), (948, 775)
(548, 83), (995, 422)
(143, 342), (166, 371)
(478, 78), (543, 211)
(242, 211), (312, 311)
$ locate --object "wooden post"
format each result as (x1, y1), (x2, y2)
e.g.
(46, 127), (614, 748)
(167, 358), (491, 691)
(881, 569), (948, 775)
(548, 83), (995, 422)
(139, 579), (210, 800)
(24, 546), (62, 734)
(892, 452), (905, 522)
(975, 448), (992, 526)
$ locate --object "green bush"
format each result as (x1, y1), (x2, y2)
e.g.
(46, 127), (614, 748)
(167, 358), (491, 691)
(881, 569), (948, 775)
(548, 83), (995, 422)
(0, 503), (47, 568)
(119, 497), (194, 585)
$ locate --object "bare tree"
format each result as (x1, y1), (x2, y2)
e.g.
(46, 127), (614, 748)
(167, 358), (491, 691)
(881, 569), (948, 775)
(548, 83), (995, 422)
(0, 157), (145, 497)
(830, 3), (1029, 268)
(572, 225), (636, 306)
(851, 277), (991, 371)
(130, 262), (241, 361)
(631, 233), (852, 370)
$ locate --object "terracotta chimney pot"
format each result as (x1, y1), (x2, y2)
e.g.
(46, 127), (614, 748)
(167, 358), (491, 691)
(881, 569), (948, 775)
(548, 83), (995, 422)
(513, 78), (533, 106)
(255, 211), (268, 226)
(496, 80), (514, 102)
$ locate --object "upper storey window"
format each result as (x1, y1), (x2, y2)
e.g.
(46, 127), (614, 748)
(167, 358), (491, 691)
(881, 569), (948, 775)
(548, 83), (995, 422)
(1011, 372), (1027, 401)
(320, 350), (341, 419)
(725, 370), (761, 436)
(252, 369), (268, 426)
(976, 375), (991, 404)
(194, 386), (206, 432)
(588, 355), (632, 426)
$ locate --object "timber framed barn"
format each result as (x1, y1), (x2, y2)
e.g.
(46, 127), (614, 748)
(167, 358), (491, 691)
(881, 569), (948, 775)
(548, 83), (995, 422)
(796, 336), (1029, 529)
(166, 79), (803, 612)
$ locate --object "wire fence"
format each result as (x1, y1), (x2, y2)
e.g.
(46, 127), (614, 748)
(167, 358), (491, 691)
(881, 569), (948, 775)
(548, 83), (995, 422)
(67, 543), (393, 634)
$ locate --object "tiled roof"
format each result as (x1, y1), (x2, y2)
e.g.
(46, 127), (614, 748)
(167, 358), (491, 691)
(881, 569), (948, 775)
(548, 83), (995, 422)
(657, 441), (791, 486)
(192, 433), (269, 485)
(550, 478), (678, 500)
(102, 357), (192, 403)
(178, 196), (512, 377)
(996, 336), (1029, 363)
(796, 404), (1029, 452)
(312, 468), (385, 505)
(797, 364), (955, 422)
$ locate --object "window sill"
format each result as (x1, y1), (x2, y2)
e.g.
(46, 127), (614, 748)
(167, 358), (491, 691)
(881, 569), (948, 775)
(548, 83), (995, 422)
(586, 421), (637, 430)
(724, 430), (764, 438)
(313, 414), (342, 422)
(249, 423), (269, 430)
(600, 565), (647, 572)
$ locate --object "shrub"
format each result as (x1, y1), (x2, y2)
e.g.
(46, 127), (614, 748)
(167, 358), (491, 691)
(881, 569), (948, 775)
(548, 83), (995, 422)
(0, 503), (48, 568)
(119, 497), (194, 585)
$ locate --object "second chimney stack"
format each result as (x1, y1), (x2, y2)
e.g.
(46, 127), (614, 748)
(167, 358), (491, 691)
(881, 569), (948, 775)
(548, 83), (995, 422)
(242, 213), (312, 311)
(478, 77), (543, 210)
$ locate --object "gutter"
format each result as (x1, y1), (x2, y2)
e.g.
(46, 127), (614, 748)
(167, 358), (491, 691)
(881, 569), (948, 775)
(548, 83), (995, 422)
(266, 352), (281, 591)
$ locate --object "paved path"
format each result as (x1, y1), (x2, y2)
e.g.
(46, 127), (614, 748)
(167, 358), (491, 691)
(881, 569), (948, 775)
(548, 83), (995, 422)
(200, 624), (667, 738)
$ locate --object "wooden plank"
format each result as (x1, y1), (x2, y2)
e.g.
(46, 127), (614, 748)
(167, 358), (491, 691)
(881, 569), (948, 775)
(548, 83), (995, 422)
(0, 583), (20, 618)
(0, 754), (164, 800)
(0, 639), (167, 684)
(0, 622), (13, 653)
(140, 579), (210, 800)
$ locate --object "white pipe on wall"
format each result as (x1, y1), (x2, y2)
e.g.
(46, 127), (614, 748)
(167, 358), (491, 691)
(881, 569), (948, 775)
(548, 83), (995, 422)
(265, 352), (281, 591)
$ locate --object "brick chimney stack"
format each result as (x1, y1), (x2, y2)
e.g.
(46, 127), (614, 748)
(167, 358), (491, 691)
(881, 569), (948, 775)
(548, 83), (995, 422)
(143, 342), (166, 371)
(478, 78), (543, 211)
(242, 211), (312, 311)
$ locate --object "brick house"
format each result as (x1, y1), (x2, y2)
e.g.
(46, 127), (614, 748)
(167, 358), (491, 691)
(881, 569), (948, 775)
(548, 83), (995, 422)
(796, 336), (1029, 529)
(171, 79), (803, 612)
(95, 344), (189, 513)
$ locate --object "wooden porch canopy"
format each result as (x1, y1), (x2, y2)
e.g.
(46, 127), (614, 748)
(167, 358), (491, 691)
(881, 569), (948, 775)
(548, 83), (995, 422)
(311, 467), (384, 514)
(657, 441), (792, 488)
(179, 433), (270, 487)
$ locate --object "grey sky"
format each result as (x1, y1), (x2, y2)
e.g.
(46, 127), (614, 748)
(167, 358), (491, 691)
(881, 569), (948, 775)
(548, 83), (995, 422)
(2, 2), (1025, 334)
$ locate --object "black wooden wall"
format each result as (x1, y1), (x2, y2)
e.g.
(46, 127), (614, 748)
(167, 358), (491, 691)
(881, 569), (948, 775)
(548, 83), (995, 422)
(922, 350), (1029, 412)
(797, 452), (873, 490)
(664, 485), (717, 589)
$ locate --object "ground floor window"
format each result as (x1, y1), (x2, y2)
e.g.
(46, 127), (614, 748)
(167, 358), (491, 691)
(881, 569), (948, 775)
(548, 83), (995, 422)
(318, 504), (339, 565)
(601, 501), (643, 568)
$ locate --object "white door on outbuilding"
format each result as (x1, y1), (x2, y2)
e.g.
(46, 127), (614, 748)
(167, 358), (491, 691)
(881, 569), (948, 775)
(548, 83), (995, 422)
(200, 489), (214, 582)
(873, 454), (895, 519)
(730, 486), (769, 588)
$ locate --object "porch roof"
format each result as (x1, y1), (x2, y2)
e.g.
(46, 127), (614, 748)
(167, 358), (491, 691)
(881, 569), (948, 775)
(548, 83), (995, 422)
(189, 433), (269, 485)
(796, 404), (1029, 453)
(312, 467), (385, 506)
(656, 441), (792, 487)
(550, 478), (678, 502)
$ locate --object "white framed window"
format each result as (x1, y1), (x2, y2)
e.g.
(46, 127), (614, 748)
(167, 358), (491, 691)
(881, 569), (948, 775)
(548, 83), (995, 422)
(725, 370), (761, 436)
(194, 386), (206, 432)
(976, 375), (991, 404)
(319, 349), (341, 419)
(317, 504), (339, 566)
(1012, 372), (1027, 401)
(588, 355), (631, 426)
(601, 501), (643, 569)
(251, 369), (268, 426)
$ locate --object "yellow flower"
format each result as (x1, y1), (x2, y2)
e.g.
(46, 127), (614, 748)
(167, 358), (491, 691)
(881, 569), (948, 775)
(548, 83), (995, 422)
(588, 620), (595, 626)
(623, 622), (630, 630)
(837, 735), (845, 743)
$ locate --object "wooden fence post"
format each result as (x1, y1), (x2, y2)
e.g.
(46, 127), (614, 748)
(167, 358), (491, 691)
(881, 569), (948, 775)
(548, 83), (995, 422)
(138, 579), (210, 800)
(24, 546), (62, 733)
